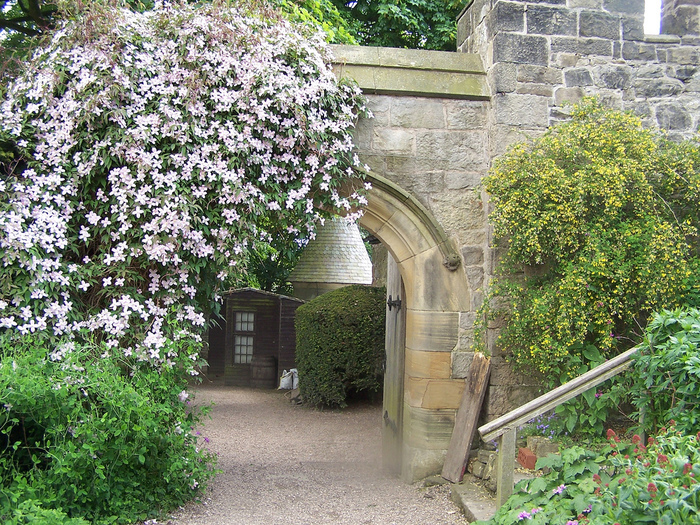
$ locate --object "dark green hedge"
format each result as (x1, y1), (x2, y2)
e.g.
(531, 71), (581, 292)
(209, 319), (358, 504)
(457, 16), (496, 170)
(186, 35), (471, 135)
(295, 285), (386, 407)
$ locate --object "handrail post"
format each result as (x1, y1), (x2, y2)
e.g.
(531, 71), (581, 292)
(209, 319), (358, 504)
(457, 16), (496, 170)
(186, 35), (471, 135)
(496, 427), (515, 507)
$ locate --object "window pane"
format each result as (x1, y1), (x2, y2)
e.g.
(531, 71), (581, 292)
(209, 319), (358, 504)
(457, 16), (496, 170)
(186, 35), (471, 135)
(234, 335), (253, 364)
(234, 311), (254, 332)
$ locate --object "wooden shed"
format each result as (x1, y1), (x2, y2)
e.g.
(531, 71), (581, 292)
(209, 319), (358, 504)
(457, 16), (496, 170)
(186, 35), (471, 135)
(206, 288), (304, 387)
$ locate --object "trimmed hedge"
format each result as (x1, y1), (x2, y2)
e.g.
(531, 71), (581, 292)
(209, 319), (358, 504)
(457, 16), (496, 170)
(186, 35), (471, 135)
(295, 285), (386, 407)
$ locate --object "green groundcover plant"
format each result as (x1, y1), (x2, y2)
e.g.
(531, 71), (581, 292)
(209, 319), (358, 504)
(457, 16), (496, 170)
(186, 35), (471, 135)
(478, 425), (700, 525)
(0, 333), (216, 524)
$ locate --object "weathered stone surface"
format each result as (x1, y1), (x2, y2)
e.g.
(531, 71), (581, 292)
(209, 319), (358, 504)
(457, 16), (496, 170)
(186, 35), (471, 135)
(565, 68), (594, 86)
(489, 356), (542, 387)
(415, 131), (489, 171)
(655, 103), (693, 130)
(580, 11), (621, 39)
(460, 311), (477, 330)
(445, 171), (483, 190)
(461, 246), (485, 266)
(672, 65), (699, 80)
(604, 0), (644, 15)
(552, 37), (613, 56)
(622, 15), (645, 40)
(491, 62), (517, 93)
(527, 6), (577, 35)
(634, 77), (684, 97)
(517, 65), (563, 84)
(445, 100), (489, 129)
(493, 33), (549, 65)
(554, 86), (585, 105)
(495, 94), (550, 127)
(595, 65), (633, 89)
(666, 46), (700, 65)
(372, 128), (414, 155)
(389, 98), (445, 129)
(621, 41), (659, 60)
(484, 385), (540, 416)
(452, 351), (475, 378)
(466, 266), (485, 290)
(487, 1), (525, 37)
(635, 64), (666, 78)
(516, 83), (554, 96)
(406, 348), (452, 379)
(405, 309), (460, 353)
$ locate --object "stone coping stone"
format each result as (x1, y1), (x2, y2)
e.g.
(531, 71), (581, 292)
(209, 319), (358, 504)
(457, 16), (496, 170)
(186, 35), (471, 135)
(330, 45), (489, 100)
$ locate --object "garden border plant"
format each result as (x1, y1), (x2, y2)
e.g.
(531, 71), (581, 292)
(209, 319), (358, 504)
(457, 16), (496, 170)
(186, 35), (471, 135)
(479, 98), (700, 436)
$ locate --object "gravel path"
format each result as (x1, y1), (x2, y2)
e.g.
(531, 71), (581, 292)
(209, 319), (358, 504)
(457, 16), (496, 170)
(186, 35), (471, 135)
(166, 383), (468, 525)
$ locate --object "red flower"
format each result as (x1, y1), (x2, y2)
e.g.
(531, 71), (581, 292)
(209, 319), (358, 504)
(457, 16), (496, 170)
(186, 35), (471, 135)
(683, 463), (693, 475)
(593, 474), (601, 483)
(607, 428), (617, 439)
(648, 437), (656, 445)
(648, 482), (658, 492)
(657, 454), (669, 465)
(632, 434), (642, 444)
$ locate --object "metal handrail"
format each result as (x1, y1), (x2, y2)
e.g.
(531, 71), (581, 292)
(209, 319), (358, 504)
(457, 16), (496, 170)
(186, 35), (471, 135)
(477, 345), (639, 507)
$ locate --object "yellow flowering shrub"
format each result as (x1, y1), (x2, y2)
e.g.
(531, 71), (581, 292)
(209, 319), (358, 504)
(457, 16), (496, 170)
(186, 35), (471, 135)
(483, 99), (700, 386)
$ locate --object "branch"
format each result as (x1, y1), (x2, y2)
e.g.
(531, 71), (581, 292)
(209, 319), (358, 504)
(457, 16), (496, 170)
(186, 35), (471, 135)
(0, 18), (40, 35)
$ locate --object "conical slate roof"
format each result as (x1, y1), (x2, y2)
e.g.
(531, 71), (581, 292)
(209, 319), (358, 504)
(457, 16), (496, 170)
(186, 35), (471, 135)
(289, 218), (372, 285)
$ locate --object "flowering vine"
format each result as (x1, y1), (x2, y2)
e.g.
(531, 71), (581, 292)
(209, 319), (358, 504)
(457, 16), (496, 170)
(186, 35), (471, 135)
(0, 3), (369, 370)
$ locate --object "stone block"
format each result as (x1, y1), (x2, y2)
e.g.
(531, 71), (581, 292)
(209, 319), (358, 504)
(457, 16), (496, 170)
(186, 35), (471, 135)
(484, 385), (540, 417)
(517, 65), (563, 84)
(634, 78), (684, 97)
(405, 348), (452, 379)
(565, 68), (594, 86)
(525, 0), (567, 4)
(527, 436), (561, 457)
(516, 83), (554, 96)
(621, 41), (659, 61)
(491, 62), (517, 93)
(493, 33), (549, 65)
(422, 380), (466, 410)
(554, 86), (585, 105)
(460, 311), (477, 330)
(365, 95), (392, 125)
(451, 351), (474, 379)
(445, 171), (483, 190)
(495, 94), (550, 127)
(489, 356), (542, 387)
(405, 309), (459, 353)
(389, 98), (445, 129)
(635, 64), (666, 78)
(569, 0), (603, 6)
(671, 65), (698, 81)
(518, 448), (538, 469)
(603, 0), (644, 15)
(527, 6), (577, 36)
(372, 128), (414, 155)
(471, 460), (487, 478)
(666, 47), (700, 65)
(415, 131), (489, 171)
(401, 442), (448, 482)
(622, 15), (645, 40)
(551, 37), (613, 57)
(461, 245), (484, 266)
(445, 100), (489, 129)
(579, 11), (621, 39)
(466, 266), (485, 290)
(594, 65), (633, 89)
(487, 1), (525, 37)
(655, 103), (693, 130)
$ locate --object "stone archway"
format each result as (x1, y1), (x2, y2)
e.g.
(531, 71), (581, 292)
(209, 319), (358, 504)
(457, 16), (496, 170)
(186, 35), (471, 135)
(359, 173), (471, 482)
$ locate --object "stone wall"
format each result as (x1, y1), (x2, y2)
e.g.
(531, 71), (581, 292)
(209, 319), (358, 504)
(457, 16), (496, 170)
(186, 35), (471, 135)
(455, 0), (700, 424)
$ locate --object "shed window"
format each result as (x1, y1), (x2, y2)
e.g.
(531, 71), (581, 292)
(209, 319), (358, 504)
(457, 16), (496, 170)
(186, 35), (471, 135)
(233, 311), (255, 364)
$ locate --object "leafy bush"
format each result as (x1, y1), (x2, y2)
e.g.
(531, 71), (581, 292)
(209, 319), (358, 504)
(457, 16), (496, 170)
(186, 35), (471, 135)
(0, 334), (215, 524)
(480, 98), (700, 435)
(478, 425), (700, 525)
(631, 308), (700, 435)
(295, 285), (386, 407)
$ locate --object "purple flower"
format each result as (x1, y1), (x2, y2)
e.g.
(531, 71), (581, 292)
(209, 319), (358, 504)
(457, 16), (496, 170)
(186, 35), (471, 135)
(566, 521), (579, 525)
(553, 484), (566, 495)
(518, 511), (531, 520)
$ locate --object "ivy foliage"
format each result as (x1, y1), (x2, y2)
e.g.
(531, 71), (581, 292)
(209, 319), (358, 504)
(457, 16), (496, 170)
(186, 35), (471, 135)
(295, 285), (386, 408)
(482, 99), (700, 386)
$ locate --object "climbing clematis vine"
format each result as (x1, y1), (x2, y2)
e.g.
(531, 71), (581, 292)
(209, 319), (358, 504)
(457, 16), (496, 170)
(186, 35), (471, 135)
(0, 3), (369, 372)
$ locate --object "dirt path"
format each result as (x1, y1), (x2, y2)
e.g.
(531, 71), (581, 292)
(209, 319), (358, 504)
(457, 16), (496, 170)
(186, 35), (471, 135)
(166, 383), (468, 525)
